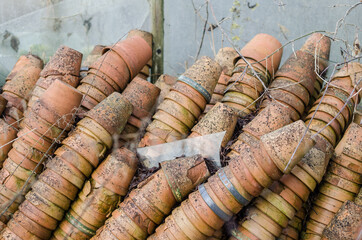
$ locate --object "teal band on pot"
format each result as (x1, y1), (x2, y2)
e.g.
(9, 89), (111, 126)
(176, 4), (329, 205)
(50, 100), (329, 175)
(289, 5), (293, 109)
(199, 184), (233, 222)
(178, 75), (211, 102)
(218, 169), (250, 206)
(65, 212), (96, 236)
(80, 66), (89, 72)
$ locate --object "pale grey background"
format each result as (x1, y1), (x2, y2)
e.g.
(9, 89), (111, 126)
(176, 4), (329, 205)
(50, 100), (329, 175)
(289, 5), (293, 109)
(0, 0), (361, 85)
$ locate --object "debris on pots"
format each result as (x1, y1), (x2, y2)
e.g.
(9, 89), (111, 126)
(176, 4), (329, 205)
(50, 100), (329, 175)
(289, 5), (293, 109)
(222, 33), (283, 117)
(322, 196), (361, 240)
(302, 122), (362, 239)
(189, 102), (238, 147)
(92, 155), (210, 240)
(154, 74), (178, 107)
(261, 49), (317, 122)
(229, 133), (333, 240)
(52, 148), (138, 240)
(77, 36), (152, 115)
(5, 54), (44, 82)
(200, 47), (239, 118)
(0, 54), (44, 165)
(305, 62), (361, 146)
(229, 60), (359, 240)
(138, 56), (222, 148)
(126, 29), (153, 80)
(0, 80), (83, 228)
(80, 45), (105, 80)
(148, 121), (315, 239)
(27, 46), (83, 108)
(118, 77), (161, 148)
(0, 92), (132, 238)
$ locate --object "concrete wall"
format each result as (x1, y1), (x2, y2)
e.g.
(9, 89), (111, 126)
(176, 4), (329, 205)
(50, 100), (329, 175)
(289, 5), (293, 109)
(0, 0), (360, 84)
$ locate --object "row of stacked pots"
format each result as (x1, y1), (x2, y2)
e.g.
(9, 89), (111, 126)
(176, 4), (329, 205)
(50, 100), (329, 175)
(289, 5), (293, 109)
(0, 28), (156, 238)
(229, 64), (359, 240)
(0, 54), (44, 166)
(76, 31), (152, 114)
(0, 30), (360, 240)
(1, 92), (133, 239)
(147, 34), (355, 240)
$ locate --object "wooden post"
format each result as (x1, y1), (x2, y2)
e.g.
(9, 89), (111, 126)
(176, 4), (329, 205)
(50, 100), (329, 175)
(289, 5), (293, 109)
(151, 0), (164, 83)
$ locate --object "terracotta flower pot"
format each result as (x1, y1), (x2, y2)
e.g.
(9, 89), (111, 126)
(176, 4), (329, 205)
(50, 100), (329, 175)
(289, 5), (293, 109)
(300, 33), (331, 73)
(86, 92), (133, 135)
(91, 148), (138, 195)
(275, 51), (316, 96)
(189, 102), (237, 147)
(102, 36), (152, 79)
(154, 74), (178, 106)
(122, 77), (160, 119)
(31, 80), (83, 129)
(80, 45), (105, 79)
(242, 101), (293, 140)
(6, 54), (43, 81)
(165, 90), (201, 118)
(41, 46), (83, 77)
(2, 64), (42, 102)
(239, 33), (283, 75)
(149, 120), (315, 239)
(89, 50), (130, 89)
(80, 73), (117, 97)
(92, 155), (210, 240)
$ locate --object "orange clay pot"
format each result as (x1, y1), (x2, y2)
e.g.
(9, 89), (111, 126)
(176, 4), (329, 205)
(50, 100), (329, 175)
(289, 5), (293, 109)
(122, 77), (160, 119)
(6, 54), (43, 81)
(41, 46), (82, 77)
(102, 36), (152, 79)
(239, 33), (283, 75)
(189, 102), (237, 147)
(92, 155), (210, 240)
(300, 33), (331, 72)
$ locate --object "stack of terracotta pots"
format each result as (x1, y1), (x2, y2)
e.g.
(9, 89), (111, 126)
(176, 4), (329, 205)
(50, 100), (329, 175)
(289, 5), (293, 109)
(200, 47), (239, 118)
(229, 61), (358, 240)
(0, 80), (82, 229)
(91, 155), (210, 240)
(118, 77), (160, 147)
(302, 122), (361, 239)
(300, 33), (331, 103)
(222, 33), (283, 116)
(188, 102), (238, 147)
(52, 148), (138, 240)
(80, 45), (105, 80)
(0, 54), (44, 165)
(229, 133), (333, 240)
(260, 50), (317, 122)
(148, 121), (315, 239)
(27, 46), (82, 108)
(0, 92), (133, 239)
(5, 55), (43, 82)
(304, 62), (361, 147)
(139, 56), (222, 148)
(322, 199), (361, 240)
(127, 29), (153, 80)
(154, 74), (177, 107)
(77, 36), (152, 114)
(278, 207), (307, 240)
